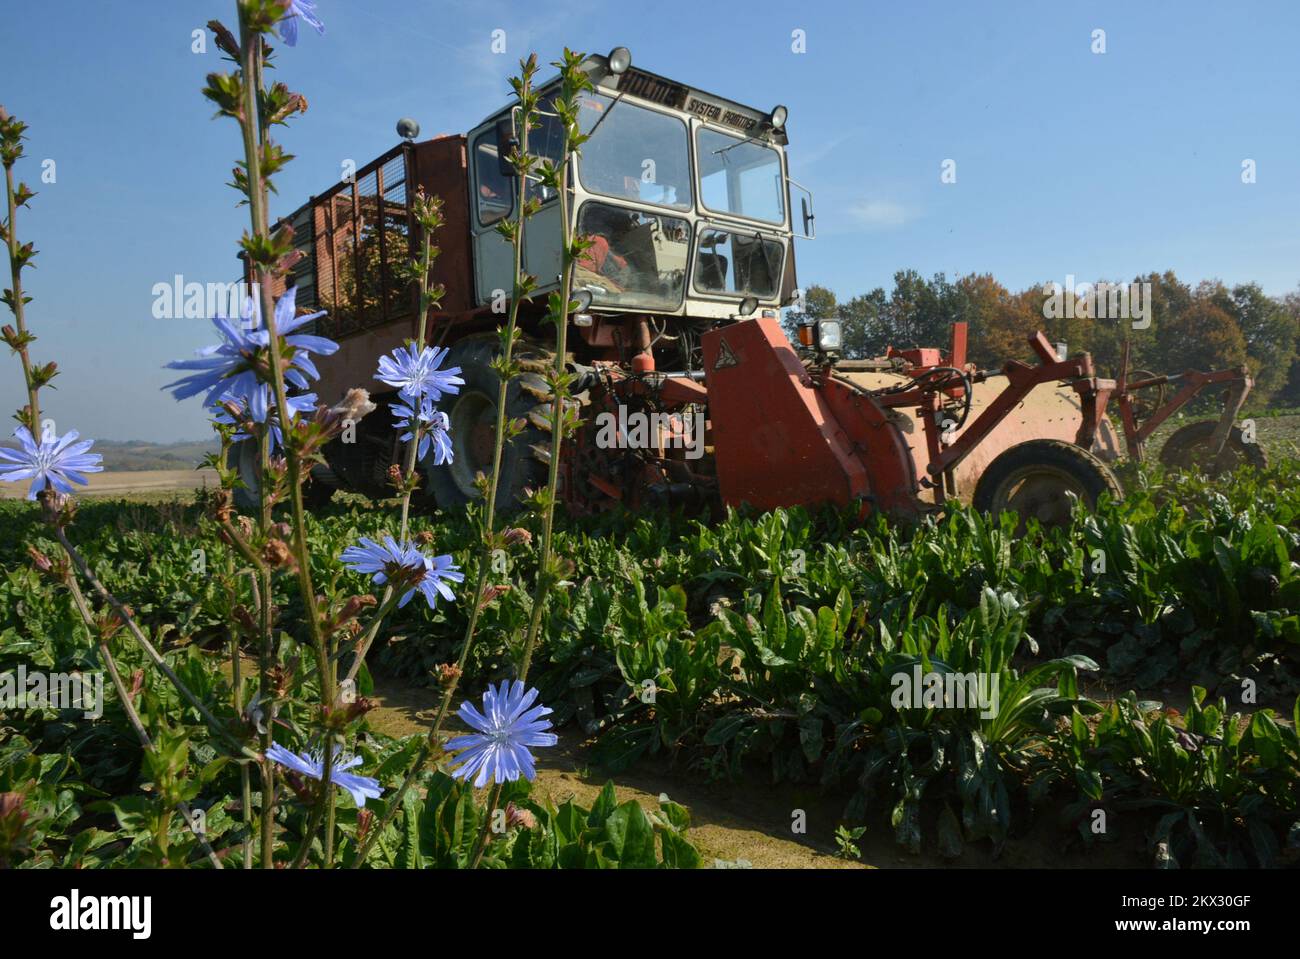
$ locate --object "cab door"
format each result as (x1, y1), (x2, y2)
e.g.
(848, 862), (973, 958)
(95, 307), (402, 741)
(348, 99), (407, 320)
(469, 118), (517, 307)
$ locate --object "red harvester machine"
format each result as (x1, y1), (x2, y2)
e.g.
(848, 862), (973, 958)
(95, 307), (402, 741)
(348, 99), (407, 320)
(240, 48), (1262, 527)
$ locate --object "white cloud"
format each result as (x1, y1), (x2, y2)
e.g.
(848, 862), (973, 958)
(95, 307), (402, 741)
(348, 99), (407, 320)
(849, 199), (909, 229)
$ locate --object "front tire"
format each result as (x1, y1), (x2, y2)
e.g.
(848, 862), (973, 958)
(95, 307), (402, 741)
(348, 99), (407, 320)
(973, 439), (1122, 531)
(227, 438), (261, 513)
(425, 335), (550, 512)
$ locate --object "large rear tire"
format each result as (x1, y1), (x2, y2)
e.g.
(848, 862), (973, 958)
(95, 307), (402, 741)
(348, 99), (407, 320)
(227, 438), (261, 513)
(425, 336), (551, 513)
(973, 439), (1122, 531)
(226, 439), (336, 512)
(1159, 419), (1266, 476)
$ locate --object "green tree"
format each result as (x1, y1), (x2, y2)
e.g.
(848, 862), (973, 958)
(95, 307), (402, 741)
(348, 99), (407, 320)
(839, 288), (888, 358)
(1207, 281), (1298, 405)
(781, 283), (837, 345)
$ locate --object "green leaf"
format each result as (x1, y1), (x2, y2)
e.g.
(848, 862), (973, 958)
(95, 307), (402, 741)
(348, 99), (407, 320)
(604, 801), (657, 868)
(587, 781), (618, 827)
(659, 826), (701, 869)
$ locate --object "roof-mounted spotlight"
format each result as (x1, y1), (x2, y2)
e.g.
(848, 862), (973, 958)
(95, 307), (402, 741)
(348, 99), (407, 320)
(396, 117), (420, 141)
(769, 105), (788, 130)
(580, 46), (632, 82)
(607, 46), (632, 75)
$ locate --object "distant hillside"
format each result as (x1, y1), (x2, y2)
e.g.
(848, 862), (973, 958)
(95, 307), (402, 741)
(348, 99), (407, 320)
(0, 438), (217, 472)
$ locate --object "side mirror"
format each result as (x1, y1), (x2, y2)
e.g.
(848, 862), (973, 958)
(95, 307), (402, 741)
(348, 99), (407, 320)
(789, 179), (815, 240)
(494, 117), (518, 179)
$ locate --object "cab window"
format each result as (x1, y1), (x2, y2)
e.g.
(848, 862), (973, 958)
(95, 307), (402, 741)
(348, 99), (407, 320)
(473, 131), (512, 227)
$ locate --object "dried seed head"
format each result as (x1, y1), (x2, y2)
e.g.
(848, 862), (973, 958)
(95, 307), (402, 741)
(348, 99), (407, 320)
(334, 594), (377, 626)
(331, 388), (377, 422)
(502, 527), (532, 547)
(262, 538), (295, 568)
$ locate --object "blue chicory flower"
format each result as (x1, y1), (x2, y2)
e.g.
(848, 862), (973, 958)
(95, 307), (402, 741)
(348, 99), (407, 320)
(391, 395), (453, 465)
(0, 426), (103, 500)
(444, 680), (558, 787)
(375, 343), (463, 403)
(212, 386), (318, 452)
(265, 742), (381, 807)
(163, 289), (336, 408)
(278, 0), (325, 47)
(339, 535), (463, 609)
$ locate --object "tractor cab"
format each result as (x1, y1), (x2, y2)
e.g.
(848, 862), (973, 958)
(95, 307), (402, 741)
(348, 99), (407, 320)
(465, 49), (813, 322)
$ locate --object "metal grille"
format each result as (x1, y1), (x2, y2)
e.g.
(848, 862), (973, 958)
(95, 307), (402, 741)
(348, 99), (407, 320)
(305, 145), (413, 340)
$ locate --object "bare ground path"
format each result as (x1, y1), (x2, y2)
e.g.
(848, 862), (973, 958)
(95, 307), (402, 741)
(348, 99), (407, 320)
(363, 674), (1146, 869)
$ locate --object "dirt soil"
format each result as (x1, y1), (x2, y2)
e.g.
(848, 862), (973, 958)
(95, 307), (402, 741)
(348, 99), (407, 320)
(0, 468), (219, 500)
(363, 673), (1147, 869)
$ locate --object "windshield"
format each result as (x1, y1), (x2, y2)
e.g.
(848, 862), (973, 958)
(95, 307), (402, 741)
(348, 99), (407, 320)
(575, 202), (690, 311)
(577, 93), (693, 211)
(696, 127), (785, 225)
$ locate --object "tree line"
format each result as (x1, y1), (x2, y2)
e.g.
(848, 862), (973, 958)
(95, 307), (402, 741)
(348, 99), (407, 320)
(786, 271), (1300, 408)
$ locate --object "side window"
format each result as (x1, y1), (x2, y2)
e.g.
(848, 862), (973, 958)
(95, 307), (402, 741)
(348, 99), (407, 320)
(526, 103), (564, 205)
(694, 229), (783, 298)
(474, 132), (512, 227)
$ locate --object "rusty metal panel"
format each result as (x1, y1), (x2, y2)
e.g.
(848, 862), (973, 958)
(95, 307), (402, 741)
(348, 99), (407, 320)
(410, 135), (473, 317)
(702, 318), (872, 511)
(836, 370), (1115, 501)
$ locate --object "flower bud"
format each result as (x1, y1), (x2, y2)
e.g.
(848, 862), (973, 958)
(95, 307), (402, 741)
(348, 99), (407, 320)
(503, 527), (532, 547)
(262, 538), (295, 569)
(25, 545), (53, 574)
(436, 663), (462, 687)
(505, 802), (537, 830)
(478, 583), (511, 610)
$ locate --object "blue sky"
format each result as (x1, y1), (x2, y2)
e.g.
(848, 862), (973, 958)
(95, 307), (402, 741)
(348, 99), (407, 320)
(3, 0), (1297, 441)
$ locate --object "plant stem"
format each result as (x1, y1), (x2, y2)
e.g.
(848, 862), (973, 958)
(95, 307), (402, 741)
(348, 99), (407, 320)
(238, 19), (335, 865)
(54, 526), (258, 762)
(3, 163), (39, 430)
(469, 783), (503, 868)
(65, 577), (222, 868)
(344, 202), (441, 685)
(347, 64), (539, 868)
(518, 80), (581, 685)
(227, 570), (253, 869)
